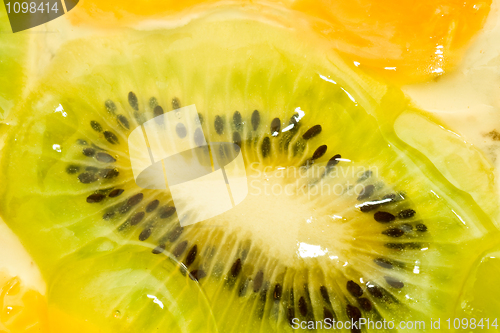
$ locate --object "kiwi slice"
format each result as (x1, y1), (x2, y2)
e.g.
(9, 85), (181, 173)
(456, 237), (500, 324)
(0, 5), (29, 119)
(0, 16), (497, 332)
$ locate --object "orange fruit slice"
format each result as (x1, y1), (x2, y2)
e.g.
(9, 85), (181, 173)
(292, 0), (492, 83)
(0, 273), (106, 333)
(0, 274), (48, 333)
(65, 0), (491, 83)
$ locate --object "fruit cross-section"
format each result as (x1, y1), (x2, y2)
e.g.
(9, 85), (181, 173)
(128, 104), (248, 226)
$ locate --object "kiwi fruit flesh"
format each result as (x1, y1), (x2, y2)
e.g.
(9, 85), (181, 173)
(0, 5), (28, 119)
(0, 16), (497, 332)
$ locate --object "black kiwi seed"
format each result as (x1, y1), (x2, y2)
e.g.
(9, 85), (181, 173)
(327, 154), (341, 168)
(400, 223), (413, 232)
(287, 308), (295, 326)
(102, 212), (115, 220)
(190, 270), (206, 281)
(128, 91), (139, 111)
(230, 258), (242, 278)
(194, 128), (205, 147)
(320, 286), (331, 304)
(303, 284), (311, 300)
(257, 292), (268, 319)
(273, 284), (282, 300)
(105, 100), (117, 114)
(116, 220), (128, 231)
(387, 242), (421, 251)
(367, 284), (384, 298)
(172, 98), (180, 110)
(346, 280), (363, 297)
(312, 145), (327, 160)
(406, 242), (423, 250)
(117, 115), (130, 129)
(261, 137), (271, 157)
(214, 116), (224, 135)
(289, 113), (299, 127)
(270, 117), (281, 136)
(160, 206), (176, 219)
(149, 97), (158, 109)
(108, 189), (124, 197)
(154, 105), (164, 124)
(95, 152), (116, 163)
(168, 226), (183, 242)
(196, 113), (204, 125)
(346, 304), (361, 322)
(293, 140), (306, 156)
(253, 271), (264, 292)
(238, 280), (248, 297)
(130, 212), (145, 226)
(251, 110), (260, 130)
(185, 245), (198, 267)
(83, 147), (96, 157)
(302, 125), (322, 140)
(383, 193), (397, 201)
(127, 193), (144, 206)
(357, 170), (372, 182)
(382, 228), (405, 237)
(299, 297), (308, 316)
(384, 243), (406, 251)
(66, 165), (80, 174)
(233, 111), (242, 129)
(100, 168), (119, 179)
(359, 202), (381, 212)
(103, 131), (119, 144)
(357, 184), (375, 201)
(232, 132), (242, 147)
(176, 123), (187, 138)
(139, 227), (152, 241)
(218, 143), (231, 161)
(240, 249), (249, 261)
(323, 308), (334, 321)
(78, 172), (98, 184)
(398, 209), (416, 219)
(384, 276), (404, 289)
(302, 159), (313, 169)
(146, 200), (159, 212)
(374, 258), (393, 269)
(86, 166), (99, 173)
(86, 193), (105, 203)
(358, 298), (372, 311)
(416, 223), (428, 232)
(152, 243), (165, 254)
(173, 241), (188, 257)
(259, 283), (269, 302)
(374, 211), (396, 223)
(90, 121), (103, 132)
(282, 133), (294, 152)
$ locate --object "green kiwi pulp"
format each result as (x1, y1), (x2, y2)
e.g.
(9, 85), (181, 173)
(0, 17), (497, 332)
(0, 5), (28, 119)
